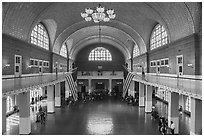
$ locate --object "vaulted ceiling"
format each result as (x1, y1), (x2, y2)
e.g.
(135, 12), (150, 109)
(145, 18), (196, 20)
(2, 2), (201, 60)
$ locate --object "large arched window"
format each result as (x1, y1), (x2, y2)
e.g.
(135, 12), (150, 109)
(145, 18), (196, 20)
(88, 47), (112, 61)
(150, 24), (169, 50)
(30, 23), (49, 50)
(133, 44), (140, 58)
(60, 43), (67, 58)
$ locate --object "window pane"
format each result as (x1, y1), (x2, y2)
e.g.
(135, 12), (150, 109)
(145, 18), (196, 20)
(31, 60), (34, 65)
(88, 47), (112, 61)
(34, 60), (38, 66)
(30, 23), (49, 50)
(15, 66), (19, 72)
(133, 44), (140, 58)
(161, 60), (165, 65)
(60, 44), (67, 58)
(150, 24), (169, 50)
(157, 60), (160, 66)
(178, 57), (182, 64)
(165, 59), (169, 65)
(179, 66), (183, 73)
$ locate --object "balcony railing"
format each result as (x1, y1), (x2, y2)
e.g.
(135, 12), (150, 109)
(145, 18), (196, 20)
(2, 72), (68, 97)
(133, 73), (202, 99)
(77, 71), (124, 79)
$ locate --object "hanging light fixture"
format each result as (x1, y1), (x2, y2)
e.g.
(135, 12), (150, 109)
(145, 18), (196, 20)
(81, 4), (116, 43)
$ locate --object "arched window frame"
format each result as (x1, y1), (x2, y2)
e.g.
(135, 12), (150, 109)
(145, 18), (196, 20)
(30, 23), (49, 50)
(60, 43), (67, 58)
(133, 44), (140, 58)
(150, 24), (169, 50)
(88, 47), (112, 61)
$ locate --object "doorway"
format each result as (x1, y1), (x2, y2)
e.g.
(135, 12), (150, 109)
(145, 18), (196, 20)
(14, 55), (22, 77)
(96, 82), (105, 89)
(156, 60), (160, 74)
(176, 55), (183, 76)
(39, 60), (43, 75)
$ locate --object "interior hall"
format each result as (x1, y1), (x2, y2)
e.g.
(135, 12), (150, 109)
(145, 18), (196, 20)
(1, 2), (202, 135)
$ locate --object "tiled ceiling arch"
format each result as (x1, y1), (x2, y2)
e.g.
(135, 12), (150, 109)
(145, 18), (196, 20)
(2, 2), (201, 59)
(69, 35), (131, 60)
(57, 25), (145, 60)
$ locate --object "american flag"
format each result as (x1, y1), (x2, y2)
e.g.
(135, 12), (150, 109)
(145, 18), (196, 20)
(122, 72), (135, 98)
(65, 73), (78, 101)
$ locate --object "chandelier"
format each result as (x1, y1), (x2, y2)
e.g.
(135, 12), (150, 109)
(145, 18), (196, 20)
(81, 4), (116, 23)
(81, 4), (116, 43)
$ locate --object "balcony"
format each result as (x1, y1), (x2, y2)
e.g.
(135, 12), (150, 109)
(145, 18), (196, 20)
(2, 72), (68, 97)
(133, 73), (202, 99)
(77, 71), (124, 79)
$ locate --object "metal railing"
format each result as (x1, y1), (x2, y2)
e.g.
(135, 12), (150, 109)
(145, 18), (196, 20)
(77, 71), (124, 79)
(2, 72), (68, 96)
(133, 73), (202, 99)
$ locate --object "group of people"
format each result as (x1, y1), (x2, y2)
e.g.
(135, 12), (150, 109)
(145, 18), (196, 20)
(151, 108), (159, 120)
(158, 117), (168, 135)
(124, 95), (138, 106)
(31, 96), (45, 105)
(158, 116), (175, 135)
(36, 105), (46, 123)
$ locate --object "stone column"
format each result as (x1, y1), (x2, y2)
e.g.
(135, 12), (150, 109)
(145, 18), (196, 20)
(15, 94), (20, 107)
(19, 92), (31, 134)
(88, 79), (92, 94)
(11, 95), (15, 106)
(65, 80), (69, 98)
(168, 92), (179, 134)
(190, 97), (202, 135)
(129, 81), (135, 97)
(139, 82), (145, 107)
(145, 85), (152, 113)
(41, 87), (46, 98)
(47, 85), (54, 113)
(109, 79), (112, 93)
(179, 94), (185, 112)
(55, 83), (61, 107)
(2, 97), (6, 134)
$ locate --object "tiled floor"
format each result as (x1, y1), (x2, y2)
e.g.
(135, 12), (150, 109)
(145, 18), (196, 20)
(5, 97), (190, 135)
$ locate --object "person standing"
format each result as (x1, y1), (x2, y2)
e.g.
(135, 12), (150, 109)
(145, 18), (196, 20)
(170, 121), (175, 134)
(158, 117), (163, 132)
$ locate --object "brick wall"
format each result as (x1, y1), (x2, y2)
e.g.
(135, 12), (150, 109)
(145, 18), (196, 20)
(133, 53), (148, 73)
(194, 34), (202, 75)
(52, 53), (68, 72)
(75, 43), (125, 71)
(2, 34), (51, 75)
(148, 34), (201, 75)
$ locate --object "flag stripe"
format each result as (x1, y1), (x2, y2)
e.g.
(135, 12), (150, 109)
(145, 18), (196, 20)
(69, 74), (78, 99)
(68, 74), (78, 100)
(125, 74), (135, 96)
(123, 73), (131, 91)
(123, 72), (135, 98)
(65, 75), (76, 101)
(65, 73), (78, 101)
(66, 75), (77, 101)
(123, 73), (132, 93)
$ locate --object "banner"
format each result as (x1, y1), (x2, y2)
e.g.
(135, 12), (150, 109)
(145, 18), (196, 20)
(65, 73), (78, 101)
(122, 72), (135, 98)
